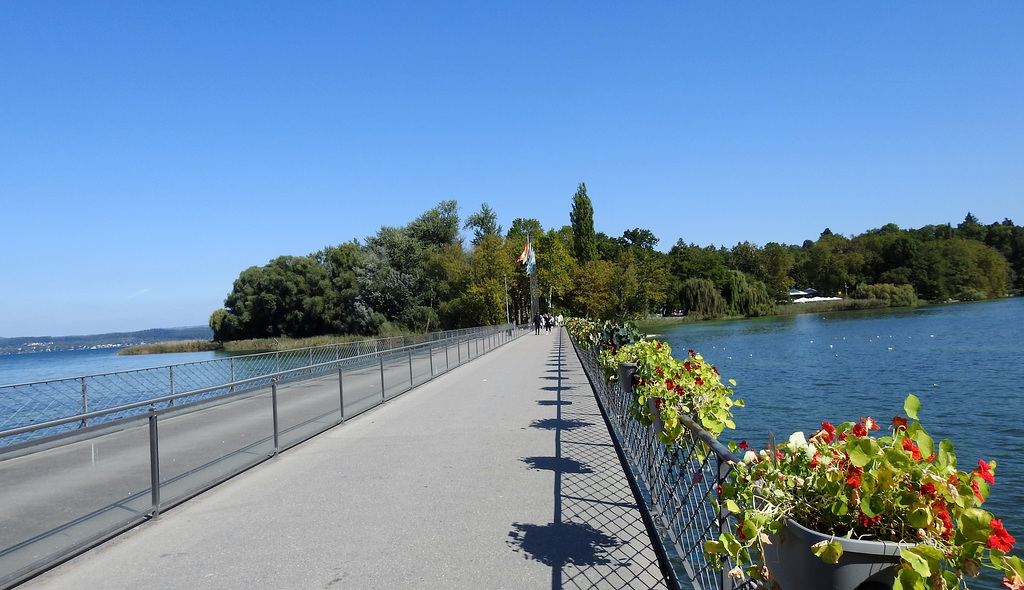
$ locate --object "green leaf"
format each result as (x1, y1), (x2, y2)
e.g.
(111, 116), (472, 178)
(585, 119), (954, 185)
(937, 438), (956, 470)
(812, 540), (843, 564)
(741, 520), (759, 542)
(847, 438), (880, 467)
(912, 430), (934, 460)
(906, 507), (931, 529)
(904, 394), (921, 420)
(894, 567), (924, 590)
(902, 545), (943, 578)
(960, 507), (993, 542)
(830, 500), (849, 516)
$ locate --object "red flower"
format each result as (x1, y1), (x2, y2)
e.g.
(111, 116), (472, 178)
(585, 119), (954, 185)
(891, 416), (908, 431)
(933, 500), (954, 539)
(656, 342), (662, 349)
(665, 378), (675, 389)
(688, 349), (695, 356)
(683, 361), (691, 371)
(809, 422), (836, 445)
(972, 479), (984, 503)
(738, 440), (749, 450)
(858, 511), (881, 528)
(852, 423), (868, 438)
(861, 417), (880, 431)
(989, 519), (1016, 552)
(902, 439), (923, 461)
(973, 460), (995, 485)
(847, 466), (863, 488)
(695, 376), (704, 386)
(920, 483), (936, 498)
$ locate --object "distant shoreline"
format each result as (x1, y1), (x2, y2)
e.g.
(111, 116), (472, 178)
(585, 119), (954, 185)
(0, 326), (212, 355)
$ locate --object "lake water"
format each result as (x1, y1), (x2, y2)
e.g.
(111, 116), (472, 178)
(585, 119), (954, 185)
(0, 347), (228, 387)
(657, 297), (1023, 588)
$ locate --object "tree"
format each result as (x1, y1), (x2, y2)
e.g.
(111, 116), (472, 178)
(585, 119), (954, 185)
(506, 217), (543, 240)
(463, 203), (503, 246)
(608, 248), (670, 320)
(570, 183), (597, 263)
(568, 260), (615, 319)
(679, 278), (726, 318)
(622, 228), (659, 250)
(408, 200), (461, 247)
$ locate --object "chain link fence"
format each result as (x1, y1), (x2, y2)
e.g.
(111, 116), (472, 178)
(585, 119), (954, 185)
(572, 340), (750, 590)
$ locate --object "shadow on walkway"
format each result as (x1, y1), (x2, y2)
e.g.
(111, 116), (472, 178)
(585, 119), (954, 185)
(507, 331), (667, 590)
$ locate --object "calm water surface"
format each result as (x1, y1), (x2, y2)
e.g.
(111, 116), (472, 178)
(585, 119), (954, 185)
(0, 348), (229, 386)
(659, 298), (1023, 588)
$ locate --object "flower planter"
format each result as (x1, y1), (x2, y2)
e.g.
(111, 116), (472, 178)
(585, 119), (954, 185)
(762, 518), (912, 590)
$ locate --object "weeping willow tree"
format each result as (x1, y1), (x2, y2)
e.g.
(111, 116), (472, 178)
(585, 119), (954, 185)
(723, 270), (776, 317)
(680, 278), (727, 318)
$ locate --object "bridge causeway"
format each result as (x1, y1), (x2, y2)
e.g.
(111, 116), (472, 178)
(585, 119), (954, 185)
(19, 329), (668, 590)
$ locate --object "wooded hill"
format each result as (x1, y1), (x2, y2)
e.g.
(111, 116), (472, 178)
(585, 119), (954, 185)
(209, 186), (1022, 341)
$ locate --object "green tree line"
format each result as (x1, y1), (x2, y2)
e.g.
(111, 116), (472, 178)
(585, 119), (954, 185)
(210, 191), (1023, 341)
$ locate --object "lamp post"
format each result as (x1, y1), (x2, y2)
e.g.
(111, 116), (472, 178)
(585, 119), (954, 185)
(503, 274), (510, 324)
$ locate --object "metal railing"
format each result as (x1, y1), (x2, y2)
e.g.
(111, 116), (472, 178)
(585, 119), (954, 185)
(0, 324), (527, 589)
(0, 326), (513, 448)
(572, 340), (745, 590)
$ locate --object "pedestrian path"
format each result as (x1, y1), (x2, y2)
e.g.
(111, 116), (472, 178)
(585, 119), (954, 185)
(21, 329), (668, 590)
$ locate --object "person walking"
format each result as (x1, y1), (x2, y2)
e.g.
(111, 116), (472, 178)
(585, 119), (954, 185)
(533, 312), (542, 335)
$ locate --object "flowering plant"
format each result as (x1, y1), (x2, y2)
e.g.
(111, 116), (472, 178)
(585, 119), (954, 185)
(705, 394), (1024, 590)
(599, 339), (742, 441)
(564, 317), (599, 349)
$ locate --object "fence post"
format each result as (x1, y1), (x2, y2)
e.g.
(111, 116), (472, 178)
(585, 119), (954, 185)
(149, 407), (161, 519)
(338, 366), (345, 423)
(169, 366), (175, 407)
(408, 349), (414, 386)
(429, 343), (434, 378)
(379, 355), (386, 401)
(230, 358), (236, 393)
(80, 377), (89, 428)
(271, 379), (280, 455)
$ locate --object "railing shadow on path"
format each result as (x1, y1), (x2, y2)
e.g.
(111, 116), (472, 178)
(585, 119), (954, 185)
(506, 330), (669, 590)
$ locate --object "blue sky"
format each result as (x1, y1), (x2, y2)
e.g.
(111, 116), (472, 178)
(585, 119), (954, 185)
(2, 2), (1022, 337)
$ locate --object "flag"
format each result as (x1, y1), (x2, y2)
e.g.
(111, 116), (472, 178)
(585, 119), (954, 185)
(516, 239), (530, 263)
(524, 241), (536, 275)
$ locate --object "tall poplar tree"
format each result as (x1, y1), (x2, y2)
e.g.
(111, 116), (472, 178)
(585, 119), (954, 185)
(570, 182), (597, 263)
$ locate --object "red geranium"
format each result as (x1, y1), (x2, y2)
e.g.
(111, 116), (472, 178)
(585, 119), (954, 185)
(989, 519), (1016, 552)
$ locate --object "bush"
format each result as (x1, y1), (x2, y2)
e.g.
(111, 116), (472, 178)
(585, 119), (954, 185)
(852, 283), (917, 307)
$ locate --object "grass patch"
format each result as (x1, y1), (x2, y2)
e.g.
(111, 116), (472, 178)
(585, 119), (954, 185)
(773, 298), (895, 315)
(118, 329), (421, 356)
(117, 340), (222, 355)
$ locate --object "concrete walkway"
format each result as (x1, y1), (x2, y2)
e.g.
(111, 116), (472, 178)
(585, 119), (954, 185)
(21, 329), (668, 590)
